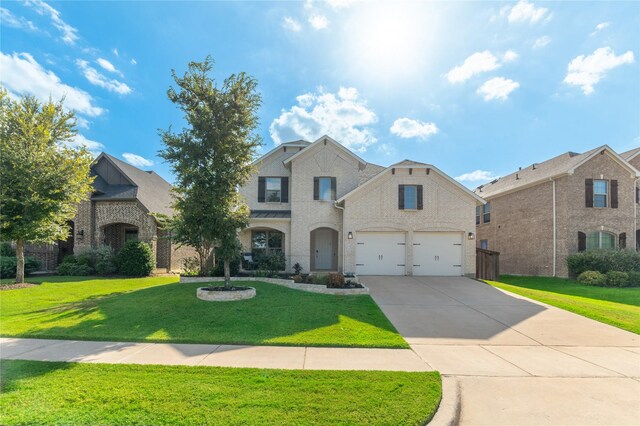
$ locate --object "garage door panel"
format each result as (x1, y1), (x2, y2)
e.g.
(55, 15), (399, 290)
(355, 232), (406, 276)
(413, 232), (463, 276)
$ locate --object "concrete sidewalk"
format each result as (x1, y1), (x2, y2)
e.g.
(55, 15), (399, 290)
(0, 337), (432, 371)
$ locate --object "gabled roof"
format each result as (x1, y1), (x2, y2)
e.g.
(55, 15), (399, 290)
(477, 145), (639, 199)
(337, 160), (485, 204)
(620, 147), (640, 162)
(92, 153), (175, 216)
(251, 140), (311, 166)
(282, 135), (367, 168)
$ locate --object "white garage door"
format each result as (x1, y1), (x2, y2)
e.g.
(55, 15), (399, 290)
(355, 232), (406, 275)
(413, 232), (463, 276)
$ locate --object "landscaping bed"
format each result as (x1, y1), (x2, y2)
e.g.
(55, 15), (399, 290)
(0, 360), (441, 425)
(487, 275), (640, 334)
(0, 276), (407, 348)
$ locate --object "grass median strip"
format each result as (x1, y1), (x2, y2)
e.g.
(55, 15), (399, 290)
(487, 275), (640, 334)
(0, 360), (441, 425)
(0, 276), (408, 348)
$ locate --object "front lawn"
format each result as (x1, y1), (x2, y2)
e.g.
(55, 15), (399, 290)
(0, 360), (441, 425)
(0, 276), (407, 348)
(487, 275), (640, 334)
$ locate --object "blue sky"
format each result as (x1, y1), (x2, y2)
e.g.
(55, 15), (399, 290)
(2, 0), (639, 187)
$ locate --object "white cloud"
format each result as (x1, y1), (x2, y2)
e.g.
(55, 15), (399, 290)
(0, 52), (104, 117)
(590, 22), (610, 36)
(96, 58), (123, 77)
(533, 35), (551, 49)
(76, 59), (132, 95)
(477, 77), (520, 101)
(66, 134), (105, 155)
(564, 47), (635, 95)
(1, 7), (38, 31)
(112, 48), (119, 57)
(269, 86), (378, 152)
(326, 0), (355, 8)
(503, 0), (550, 24)
(447, 51), (501, 83)
(24, 0), (79, 44)
(456, 170), (498, 183)
(130, 58), (137, 65)
(282, 16), (301, 32)
(390, 118), (438, 140)
(502, 50), (518, 62)
(122, 153), (154, 168)
(308, 14), (329, 30)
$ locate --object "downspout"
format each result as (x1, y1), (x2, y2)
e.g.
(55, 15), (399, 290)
(551, 178), (557, 277)
(334, 201), (346, 273)
(635, 178), (639, 250)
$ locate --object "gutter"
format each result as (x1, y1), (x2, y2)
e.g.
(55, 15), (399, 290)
(551, 178), (557, 277)
(334, 201), (346, 274)
(635, 178), (639, 250)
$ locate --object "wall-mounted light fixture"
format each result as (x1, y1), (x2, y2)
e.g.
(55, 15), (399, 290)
(347, 232), (353, 239)
(76, 229), (84, 238)
(467, 232), (475, 240)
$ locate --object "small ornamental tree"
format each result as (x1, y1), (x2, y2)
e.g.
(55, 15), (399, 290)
(159, 57), (261, 287)
(0, 89), (94, 283)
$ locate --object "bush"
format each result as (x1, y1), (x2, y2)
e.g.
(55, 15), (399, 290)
(577, 270), (606, 286)
(606, 271), (629, 288)
(312, 274), (330, 286)
(0, 242), (15, 257)
(75, 249), (93, 267)
(0, 256), (41, 279)
(213, 257), (241, 277)
(567, 250), (640, 277)
(94, 245), (116, 276)
(182, 257), (200, 277)
(305, 274), (314, 284)
(253, 252), (286, 276)
(626, 271), (640, 287)
(116, 241), (155, 277)
(292, 274), (303, 283)
(57, 262), (94, 276)
(328, 273), (345, 288)
(293, 262), (303, 276)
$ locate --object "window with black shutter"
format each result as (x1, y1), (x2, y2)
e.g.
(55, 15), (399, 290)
(314, 177), (336, 201)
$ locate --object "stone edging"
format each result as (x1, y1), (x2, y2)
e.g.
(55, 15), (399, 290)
(181, 276), (369, 295)
(196, 286), (256, 302)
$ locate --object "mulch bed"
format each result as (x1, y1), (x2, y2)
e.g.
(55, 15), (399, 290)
(0, 283), (39, 291)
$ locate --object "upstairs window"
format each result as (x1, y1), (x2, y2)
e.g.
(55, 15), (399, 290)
(483, 202), (491, 223)
(476, 206), (481, 225)
(593, 180), (608, 208)
(398, 185), (423, 210)
(314, 177), (336, 201)
(258, 177), (289, 203)
(480, 239), (488, 250)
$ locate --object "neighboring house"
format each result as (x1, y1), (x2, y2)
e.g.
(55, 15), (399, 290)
(238, 135), (483, 277)
(69, 153), (195, 272)
(475, 145), (640, 277)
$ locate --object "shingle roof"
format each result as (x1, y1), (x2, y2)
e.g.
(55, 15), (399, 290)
(92, 153), (175, 216)
(475, 145), (637, 199)
(620, 147), (640, 161)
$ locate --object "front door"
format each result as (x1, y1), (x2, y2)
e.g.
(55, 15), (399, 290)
(313, 228), (336, 270)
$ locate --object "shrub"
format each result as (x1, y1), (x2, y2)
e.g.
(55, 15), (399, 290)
(305, 274), (314, 284)
(292, 274), (303, 283)
(0, 242), (15, 257)
(116, 241), (155, 277)
(567, 250), (640, 277)
(94, 245), (116, 276)
(626, 271), (640, 287)
(58, 262), (94, 276)
(182, 257), (200, 277)
(253, 252), (286, 276)
(293, 262), (303, 276)
(328, 273), (345, 288)
(213, 257), (241, 277)
(75, 248), (93, 267)
(605, 271), (629, 288)
(313, 274), (330, 286)
(0, 256), (41, 279)
(577, 270), (606, 286)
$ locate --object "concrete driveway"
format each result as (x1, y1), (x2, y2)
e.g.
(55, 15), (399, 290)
(363, 276), (640, 426)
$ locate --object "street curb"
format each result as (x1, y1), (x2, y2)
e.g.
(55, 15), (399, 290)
(428, 376), (461, 426)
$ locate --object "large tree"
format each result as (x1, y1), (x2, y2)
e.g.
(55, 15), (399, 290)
(159, 57), (261, 287)
(0, 89), (94, 283)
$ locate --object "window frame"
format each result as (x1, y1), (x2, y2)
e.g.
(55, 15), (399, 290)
(480, 239), (488, 250)
(586, 231), (616, 251)
(403, 185), (418, 210)
(476, 206), (481, 225)
(482, 202), (491, 223)
(124, 228), (138, 243)
(265, 177), (282, 203)
(251, 229), (284, 257)
(593, 179), (608, 208)
(318, 177), (334, 201)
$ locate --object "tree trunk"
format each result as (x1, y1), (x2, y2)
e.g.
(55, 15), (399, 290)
(224, 259), (230, 288)
(16, 239), (25, 284)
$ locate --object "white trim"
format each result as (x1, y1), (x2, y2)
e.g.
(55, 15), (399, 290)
(337, 164), (486, 204)
(282, 135), (367, 168)
(568, 145), (639, 176)
(251, 142), (310, 166)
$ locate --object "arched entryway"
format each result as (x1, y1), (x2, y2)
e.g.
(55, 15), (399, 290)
(101, 223), (139, 252)
(310, 227), (338, 271)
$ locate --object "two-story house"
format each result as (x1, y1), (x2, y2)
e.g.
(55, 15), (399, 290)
(475, 145), (640, 277)
(238, 135), (484, 277)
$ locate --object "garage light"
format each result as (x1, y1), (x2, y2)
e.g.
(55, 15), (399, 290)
(347, 232), (353, 239)
(468, 232), (475, 240)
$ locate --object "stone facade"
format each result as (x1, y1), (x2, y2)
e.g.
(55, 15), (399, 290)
(477, 149), (639, 277)
(239, 136), (480, 276)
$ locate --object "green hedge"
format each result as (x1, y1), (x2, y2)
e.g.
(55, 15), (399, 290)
(566, 250), (640, 277)
(0, 256), (42, 279)
(115, 241), (155, 277)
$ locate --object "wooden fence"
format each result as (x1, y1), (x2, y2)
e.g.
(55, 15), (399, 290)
(476, 248), (500, 281)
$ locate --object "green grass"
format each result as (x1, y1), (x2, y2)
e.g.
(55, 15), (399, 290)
(487, 275), (640, 334)
(0, 276), (408, 348)
(0, 360), (441, 425)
